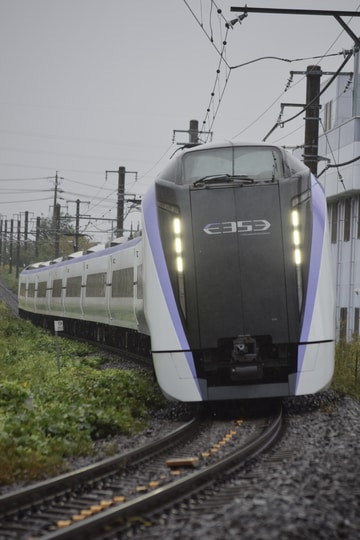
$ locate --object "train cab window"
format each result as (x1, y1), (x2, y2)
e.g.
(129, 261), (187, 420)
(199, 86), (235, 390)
(233, 147), (282, 181)
(184, 148), (232, 182)
(183, 146), (284, 184)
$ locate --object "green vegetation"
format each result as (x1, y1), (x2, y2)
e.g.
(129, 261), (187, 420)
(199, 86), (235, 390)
(332, 338), (360, 401)
(0, 303), (165, 485)
(0, 266), (18, 294)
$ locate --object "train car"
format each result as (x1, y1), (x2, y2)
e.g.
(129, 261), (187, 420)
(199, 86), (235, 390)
(19, 141), (335, 402)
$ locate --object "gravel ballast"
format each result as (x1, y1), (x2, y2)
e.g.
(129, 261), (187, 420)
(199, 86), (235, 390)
(156, 391), (360, 540)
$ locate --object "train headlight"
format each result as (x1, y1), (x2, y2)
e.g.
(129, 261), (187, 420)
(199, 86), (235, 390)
(294, 248), (301, 265)
(291, 209), (303, 310)
(172, 217), (186, 316)
(173, 218), (184, 273)
(174, 237), (182, 254)
(173, 217), (181, 235)
(176, 256), (184, 273)
(291, 210), (301, 266)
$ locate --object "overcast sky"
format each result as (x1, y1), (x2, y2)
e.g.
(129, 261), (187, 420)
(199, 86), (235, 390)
(1, 0), (360, 243)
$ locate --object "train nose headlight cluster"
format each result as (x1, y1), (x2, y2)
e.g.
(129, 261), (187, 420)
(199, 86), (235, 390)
(173, 217), (186, 316)
(173, 218), (184, 273)
(292, 209), (303, 309)
(292, 210), (301, 266)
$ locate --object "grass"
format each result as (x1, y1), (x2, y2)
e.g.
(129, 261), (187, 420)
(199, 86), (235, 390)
(0, 265), (18, 294)
(0, 302), (166, 486)
(332, 338), (360, 401)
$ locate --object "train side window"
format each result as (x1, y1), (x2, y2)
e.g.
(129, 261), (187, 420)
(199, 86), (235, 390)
(86, 273), (106, 297)
(136, 264), (143, 299)
(66, 276), (82, 297)
(52, 279), (62, 298)
(112, 268), (133, 298)
(28, 283), (35, 297)
(37, 281), (47, 298)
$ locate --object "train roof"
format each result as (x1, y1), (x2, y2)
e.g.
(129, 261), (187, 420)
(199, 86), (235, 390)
(157, 140), (309, 185)
(21, 236), (141, 274)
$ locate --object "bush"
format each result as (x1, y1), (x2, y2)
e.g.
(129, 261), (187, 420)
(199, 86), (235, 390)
(332, 337), (360, 401)
(0, 303), (165, 485)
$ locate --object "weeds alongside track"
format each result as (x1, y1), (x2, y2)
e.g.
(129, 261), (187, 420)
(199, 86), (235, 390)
(0, 303), (166, 486)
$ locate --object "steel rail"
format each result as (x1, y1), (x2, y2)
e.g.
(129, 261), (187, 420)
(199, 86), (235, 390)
(41, 403), (283, 539)
(0, 417), (199, 517)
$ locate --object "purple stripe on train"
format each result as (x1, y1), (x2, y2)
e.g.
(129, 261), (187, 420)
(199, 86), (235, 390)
(297, 176), (326, 383)
(142, 185), (199, 384)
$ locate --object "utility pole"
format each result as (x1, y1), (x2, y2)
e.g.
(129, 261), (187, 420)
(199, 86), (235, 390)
(9, 219), (13, 274)
(24, 211), (29, 253)
(105, 167), (138, 238)
(304, 65), (322, 176)
(117, 166), (125, 238)
(35, 217), (40, 257)
(0, 219), (2, 267)
(173, 119), (212, 145)
(16, 220), (20, 278)
(75, 199), (81, 252)
(67, 199), (90, 251)
(52, 172), (63, 221)
(3, 221), (7, 267)
(51, 172), (64, 259)
(54, 203), (61, 259)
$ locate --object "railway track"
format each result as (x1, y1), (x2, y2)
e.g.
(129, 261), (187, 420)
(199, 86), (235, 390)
(0, 401), (283, 539)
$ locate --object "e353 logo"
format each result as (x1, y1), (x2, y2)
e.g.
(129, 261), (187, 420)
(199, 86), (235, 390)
(203, 219), (271, 235)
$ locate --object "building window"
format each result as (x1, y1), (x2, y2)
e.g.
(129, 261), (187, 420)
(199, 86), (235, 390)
(344, 198), (351, 242)
(357, 195), (360, 239)
(330, 202), (338, 243)
(354, 308), (360, 337)
(324, 101), (333, 131)
(340, 307), (348, 340)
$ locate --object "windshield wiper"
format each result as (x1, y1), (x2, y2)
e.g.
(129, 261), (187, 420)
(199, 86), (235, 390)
(193, 174), (254, 187)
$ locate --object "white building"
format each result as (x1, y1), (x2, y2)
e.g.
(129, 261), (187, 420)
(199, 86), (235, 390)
(318, 52), (360, 340)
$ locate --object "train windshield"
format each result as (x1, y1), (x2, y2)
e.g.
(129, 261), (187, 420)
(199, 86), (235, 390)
(183, 146), (283, 184)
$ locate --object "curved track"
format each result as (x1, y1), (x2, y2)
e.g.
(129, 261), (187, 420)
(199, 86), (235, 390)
(0, 403), (283, 539)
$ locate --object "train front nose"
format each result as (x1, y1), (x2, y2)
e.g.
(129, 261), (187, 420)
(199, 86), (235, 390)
(190, 183), (293, 348)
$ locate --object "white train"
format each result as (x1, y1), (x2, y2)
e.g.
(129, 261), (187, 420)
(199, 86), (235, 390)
(19, 141), (335, 401)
